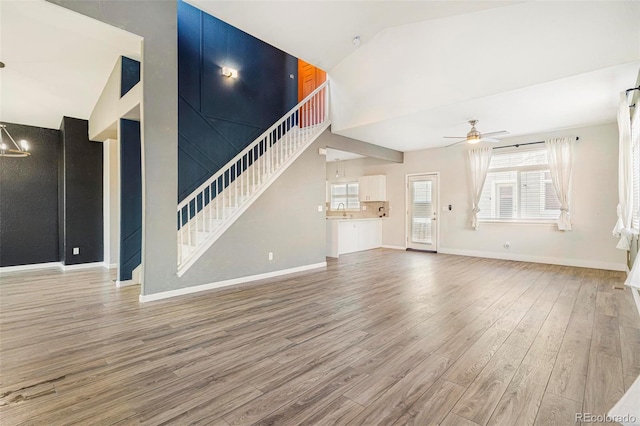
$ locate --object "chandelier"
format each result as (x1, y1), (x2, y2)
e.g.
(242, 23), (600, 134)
(0, 124), (30, 157)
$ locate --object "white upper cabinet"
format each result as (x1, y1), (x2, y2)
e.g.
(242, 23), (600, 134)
(358, 175), (386, 201)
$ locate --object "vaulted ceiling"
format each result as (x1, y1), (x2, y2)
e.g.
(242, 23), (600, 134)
(189, 0), (640, 151)
(2, 0), (638, 149)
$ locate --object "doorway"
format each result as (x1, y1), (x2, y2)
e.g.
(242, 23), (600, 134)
(298, 59), (326, 127)
(406, 173), (439, 251)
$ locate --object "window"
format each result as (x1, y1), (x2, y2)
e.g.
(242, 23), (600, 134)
(478, 148), (562, 221)
(330, 182), (359, 210)
(411, 180), (433, 243)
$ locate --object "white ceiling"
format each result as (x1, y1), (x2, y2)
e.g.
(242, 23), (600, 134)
(0, 0), (142, 129)
(187, 0), (517, 71)
(188, 0), (640, 152)
(1, 0), (637, 152)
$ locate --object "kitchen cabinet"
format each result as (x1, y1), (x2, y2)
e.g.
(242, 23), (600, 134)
(357, 219), (382, 251)
(358, 175), (386, 201)
(326, 218), (382, 257)
(338, 221), (359, 254)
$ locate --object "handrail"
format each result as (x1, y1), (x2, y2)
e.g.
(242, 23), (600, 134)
(176, 79), (329, 272)
(177, 80), (329, 210)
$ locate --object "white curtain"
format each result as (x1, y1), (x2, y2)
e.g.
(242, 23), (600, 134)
(613, 91), (634, 250)
(468, 147), (493, 230)
(545, 137), (574, 231)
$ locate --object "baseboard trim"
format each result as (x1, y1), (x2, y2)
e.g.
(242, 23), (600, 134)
(382, 245), (406, 250)
(140, 261), (327, 303)
(0, 262), (61, 273)
(0, 261), (109, 273)
(438, 248), (626, 272)
(59, 262), (105, 271)
(106, 263), (118, 269)
(116, 279), (139, 288)
(176, 121), (331, 278)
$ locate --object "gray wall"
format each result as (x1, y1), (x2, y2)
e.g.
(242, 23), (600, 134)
(177, 138), (327, 290)
(48, 0), (179, 293)
(324, 127), (403, 163)
(44, 2), (388, 296)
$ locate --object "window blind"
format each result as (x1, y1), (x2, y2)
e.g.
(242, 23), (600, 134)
(330, 182), (359, 210)
(478, 149), (562, 221)
(411, 180), (433, 243)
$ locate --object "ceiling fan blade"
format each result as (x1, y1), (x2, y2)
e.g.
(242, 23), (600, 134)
(481, 138), (501, 143)
(482, 130), (509, 137)
(445, 139), (467, 148)
(443, 136), (466, 139)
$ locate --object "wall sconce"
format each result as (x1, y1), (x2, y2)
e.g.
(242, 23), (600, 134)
(221, 67), (238, 79)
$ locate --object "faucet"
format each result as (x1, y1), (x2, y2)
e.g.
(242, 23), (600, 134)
(337, 203), (346, 217)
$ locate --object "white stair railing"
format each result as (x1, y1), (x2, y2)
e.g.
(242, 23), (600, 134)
(177, 80), (330, 275)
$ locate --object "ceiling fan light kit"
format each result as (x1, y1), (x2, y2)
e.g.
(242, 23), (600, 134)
(444, 119), (509, 148)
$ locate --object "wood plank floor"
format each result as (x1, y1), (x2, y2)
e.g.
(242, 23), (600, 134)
(1, 250), (638, 425)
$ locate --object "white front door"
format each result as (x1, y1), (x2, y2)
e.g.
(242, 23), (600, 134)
(407, 174), (438, 251)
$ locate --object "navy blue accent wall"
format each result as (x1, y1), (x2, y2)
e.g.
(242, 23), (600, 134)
(0, 123), (60, 267)
(119, 119), (142, 281)
(121, 56), (141, 98)
(59, 117), (104, 265)
(177, 0), (298, 202)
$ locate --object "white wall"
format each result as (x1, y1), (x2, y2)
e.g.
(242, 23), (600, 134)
(329, 123), (626, 271)
(89, 56), (142, 142)
(103, 138), (120, 267)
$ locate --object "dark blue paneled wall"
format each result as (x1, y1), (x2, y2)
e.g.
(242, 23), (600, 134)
(177, 0), (298, 201)
(119, 119), (142, 281)
(121, 56), (141, 98)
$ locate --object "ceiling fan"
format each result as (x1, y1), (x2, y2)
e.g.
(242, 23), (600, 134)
(444, 120), (509, 147)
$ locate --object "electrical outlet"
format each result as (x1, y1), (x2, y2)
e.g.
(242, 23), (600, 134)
(317, 205), (323, 212)
(268, 252), (274, 261)
(362, 205), (367, 211)
(503, 242), (511, 249)
(73, 247), (80, 255)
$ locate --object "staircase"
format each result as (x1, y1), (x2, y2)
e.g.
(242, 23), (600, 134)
(177, 81), (330, 276)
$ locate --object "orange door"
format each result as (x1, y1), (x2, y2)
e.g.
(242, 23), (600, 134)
(298, 59), (326, 127)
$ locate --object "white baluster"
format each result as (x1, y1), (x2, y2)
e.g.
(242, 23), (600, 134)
(227, 171), (231, 216)
(202, 187), (211, 232)
(187, 206), (192, 247)
(178, 210), (182, 264)
(268, 133), (272, 174)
